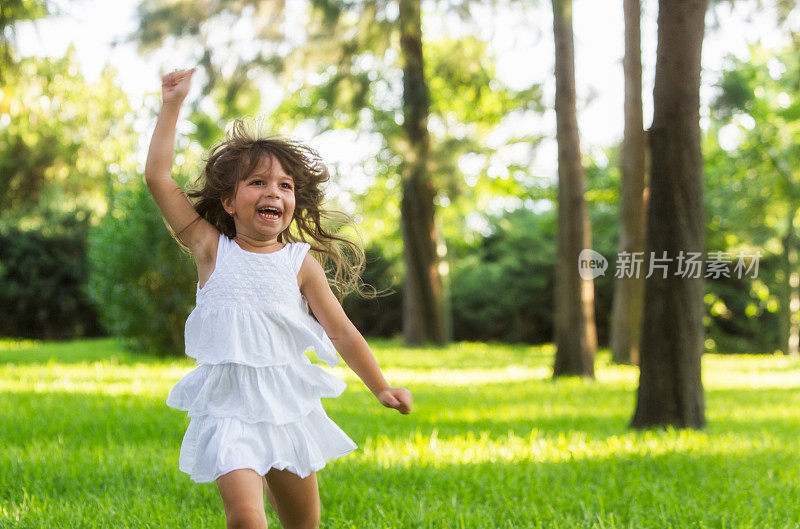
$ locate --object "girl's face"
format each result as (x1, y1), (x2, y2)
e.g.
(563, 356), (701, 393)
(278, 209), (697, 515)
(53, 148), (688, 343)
(222, 154), (296, 241)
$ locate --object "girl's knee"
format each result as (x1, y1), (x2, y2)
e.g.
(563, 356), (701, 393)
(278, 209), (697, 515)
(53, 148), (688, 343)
(226, 506), (268, 529)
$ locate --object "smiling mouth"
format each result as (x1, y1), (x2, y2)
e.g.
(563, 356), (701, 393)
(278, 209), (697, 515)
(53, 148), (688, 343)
(257, 207), (281, 222)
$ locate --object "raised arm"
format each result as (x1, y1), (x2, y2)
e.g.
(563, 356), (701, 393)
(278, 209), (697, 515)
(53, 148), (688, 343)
(144, 68), (217, 260)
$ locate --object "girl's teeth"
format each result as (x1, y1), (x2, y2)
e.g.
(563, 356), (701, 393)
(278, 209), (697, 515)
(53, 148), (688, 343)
(259, 211), (279, 220)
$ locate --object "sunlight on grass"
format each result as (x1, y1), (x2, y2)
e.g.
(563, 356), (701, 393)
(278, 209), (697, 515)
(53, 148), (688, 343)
(1, 337), (798, 528)
(357, 427), (789, 468)
(0, 362), (188, 397)
(0, 338), (40, 350)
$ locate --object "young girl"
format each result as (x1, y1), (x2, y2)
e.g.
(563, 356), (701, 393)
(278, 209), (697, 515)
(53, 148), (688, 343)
(145, 68), (413, 529)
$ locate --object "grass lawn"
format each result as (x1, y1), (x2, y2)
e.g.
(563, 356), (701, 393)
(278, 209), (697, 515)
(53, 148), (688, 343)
(0, 336), (798, 528)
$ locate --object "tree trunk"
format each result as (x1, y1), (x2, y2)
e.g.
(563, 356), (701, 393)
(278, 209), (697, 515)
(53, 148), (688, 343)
(610, 0), (647, 366)
(631, 0), (708, 430)
(779, 209), (799, 357)
(552, 0), (597, 378)
(398, 0), (446, 345)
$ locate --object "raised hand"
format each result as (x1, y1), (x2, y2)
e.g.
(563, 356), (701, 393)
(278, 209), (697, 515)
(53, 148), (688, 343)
(161, 68), (196, 105)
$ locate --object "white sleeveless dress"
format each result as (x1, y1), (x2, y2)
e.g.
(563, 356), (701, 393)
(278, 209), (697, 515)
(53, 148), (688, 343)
(166, 232), (358, 483)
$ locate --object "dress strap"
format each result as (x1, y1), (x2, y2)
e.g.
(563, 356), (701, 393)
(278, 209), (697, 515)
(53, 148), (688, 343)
(196, 232), (228, 294)
(216, 232), (230, 262)
(289, 242), (312, 275)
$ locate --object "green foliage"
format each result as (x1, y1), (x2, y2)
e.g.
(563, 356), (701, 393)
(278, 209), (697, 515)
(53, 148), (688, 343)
(449, 154), (620, 345)
(186, 69), (264, 150)
(582, 150), (623, 317)
(702, 258), (783, 354)
(134, 0), (280, 141)
(703, 41), (800, 353)
(423, 35), (546, 249)
(0, 46), (137, 225)
(452, 207), (557, 343)
(708, 42), (800, 244)
(0, 0), (49, 28)
(1, 337), (799, 528)
(0, 0), (50, 78)
(86, 179), (197, 356)
(0, 211), (103, 340)
(269, 31), (545, 267)
(427, 36), (544, 127)
(0, 31), (142, 345)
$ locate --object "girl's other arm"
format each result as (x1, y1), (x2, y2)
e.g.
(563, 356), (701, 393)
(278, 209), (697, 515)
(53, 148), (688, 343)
(144, 68), (217, 261)
(299, 253), (412, 414)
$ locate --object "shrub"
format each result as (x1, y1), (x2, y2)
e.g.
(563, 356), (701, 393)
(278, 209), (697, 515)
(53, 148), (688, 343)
(87, 179), (196, 356)
(0, 209), (103, 340)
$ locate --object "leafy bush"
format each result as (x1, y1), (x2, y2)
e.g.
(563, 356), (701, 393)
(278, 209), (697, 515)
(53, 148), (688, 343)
(87, 179), (196, 356)
(0, 209), (103, 340)
(704, 254), (782, 354)
(450, 199), (619, 345)
(451, 207), (557, 343)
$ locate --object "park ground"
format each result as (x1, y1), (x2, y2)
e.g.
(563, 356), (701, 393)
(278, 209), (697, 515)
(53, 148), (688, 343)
(0, 337), (798, 528)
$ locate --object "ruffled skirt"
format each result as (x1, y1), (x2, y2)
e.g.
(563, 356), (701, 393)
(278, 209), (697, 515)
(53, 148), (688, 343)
(166, 355), (357, 482)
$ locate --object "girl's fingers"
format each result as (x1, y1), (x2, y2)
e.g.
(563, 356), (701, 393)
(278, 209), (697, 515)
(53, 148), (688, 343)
(163, 68), (195, 80)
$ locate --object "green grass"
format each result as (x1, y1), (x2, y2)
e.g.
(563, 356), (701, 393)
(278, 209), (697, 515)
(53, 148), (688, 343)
(1, 336), (799, 528)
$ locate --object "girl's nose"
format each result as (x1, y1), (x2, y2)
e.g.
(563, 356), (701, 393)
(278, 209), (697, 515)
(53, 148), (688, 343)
(264, 183), (280, 197)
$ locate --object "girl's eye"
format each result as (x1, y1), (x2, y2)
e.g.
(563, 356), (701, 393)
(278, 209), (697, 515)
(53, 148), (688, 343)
(250, 180), (291, 189)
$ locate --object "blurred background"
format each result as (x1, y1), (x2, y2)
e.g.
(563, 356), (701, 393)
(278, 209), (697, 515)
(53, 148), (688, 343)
(1, 0), (798, 359)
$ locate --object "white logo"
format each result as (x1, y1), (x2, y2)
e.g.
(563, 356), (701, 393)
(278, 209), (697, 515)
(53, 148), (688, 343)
(578, 249), (607, 279)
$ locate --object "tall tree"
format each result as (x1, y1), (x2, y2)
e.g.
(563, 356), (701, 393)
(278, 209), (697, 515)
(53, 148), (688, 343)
(610, 0), (648, 366)
(397, 0), (445, 344)
(631, 0), (708, 429)
(551, 0), (597, 378)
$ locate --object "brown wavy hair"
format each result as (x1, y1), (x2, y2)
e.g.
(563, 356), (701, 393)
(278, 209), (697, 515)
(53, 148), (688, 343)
(174, 118), (379, 301)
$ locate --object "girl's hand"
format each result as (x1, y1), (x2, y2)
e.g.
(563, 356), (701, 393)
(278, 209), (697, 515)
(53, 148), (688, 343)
(376, 387), (413, 414)
(161, 68), (196, 105)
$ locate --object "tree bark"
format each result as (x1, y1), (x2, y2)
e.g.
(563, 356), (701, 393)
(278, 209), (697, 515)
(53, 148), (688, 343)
(552, 0), (597, 378)
(610, 0), (647, 366)
(631, 0), (708, 429)
(398, 0), (446, 345)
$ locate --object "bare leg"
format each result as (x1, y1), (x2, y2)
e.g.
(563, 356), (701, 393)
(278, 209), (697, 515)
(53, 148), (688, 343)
(217, 469), (269, 529)
(264, 468), (321, 529)
(263, 475), (279, 513)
